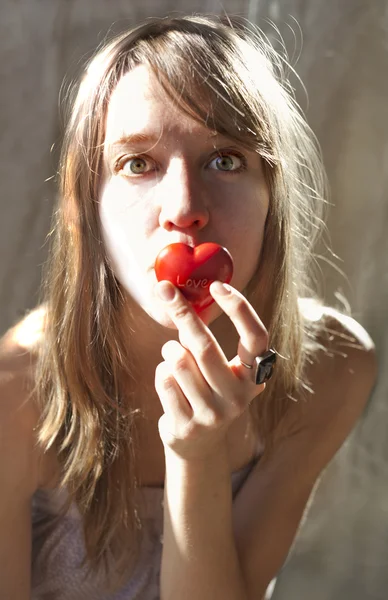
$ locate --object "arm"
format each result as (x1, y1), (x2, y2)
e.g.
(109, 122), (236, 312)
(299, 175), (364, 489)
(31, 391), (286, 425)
(0, 495), (32, 600)
(0, 329), (41, 599)
(158, 302), (376, 600)
(161, 444), (247, 600)
(232, 313), (377, 596)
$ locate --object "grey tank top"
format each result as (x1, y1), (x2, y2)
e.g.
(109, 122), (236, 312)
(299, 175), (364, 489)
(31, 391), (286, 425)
(31, 455), (259, 600)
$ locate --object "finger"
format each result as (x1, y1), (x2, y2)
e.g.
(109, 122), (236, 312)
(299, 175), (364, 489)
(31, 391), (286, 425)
(161, 340), (223, 422)
(209, 281), (268, 374)
(154, 360), (192, 423)
(156, 281), (233, 393)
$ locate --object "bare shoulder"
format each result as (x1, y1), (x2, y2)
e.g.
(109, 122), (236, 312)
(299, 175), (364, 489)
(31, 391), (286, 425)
(299, 299), (377, 394)
(309, 303), (377, 400)
(0, 305), (46, 364)
(0, 306), (48, 497)
(321, 305), (376, 352)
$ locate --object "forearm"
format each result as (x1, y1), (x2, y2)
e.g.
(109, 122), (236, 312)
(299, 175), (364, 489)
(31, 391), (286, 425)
(160, 444), (248, 600)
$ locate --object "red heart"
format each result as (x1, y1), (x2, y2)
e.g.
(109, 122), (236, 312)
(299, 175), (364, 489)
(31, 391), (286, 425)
(155, 243), (234, 312)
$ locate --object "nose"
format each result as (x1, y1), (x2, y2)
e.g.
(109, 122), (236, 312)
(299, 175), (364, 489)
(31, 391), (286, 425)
(158, 158), (210, 232)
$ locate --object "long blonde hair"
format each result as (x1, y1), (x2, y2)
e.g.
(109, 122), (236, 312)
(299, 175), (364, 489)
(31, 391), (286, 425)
(34, 14), (327, 589)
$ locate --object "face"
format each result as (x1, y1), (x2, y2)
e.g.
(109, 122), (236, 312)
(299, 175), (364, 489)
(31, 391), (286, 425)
(99, 64), (269, 330)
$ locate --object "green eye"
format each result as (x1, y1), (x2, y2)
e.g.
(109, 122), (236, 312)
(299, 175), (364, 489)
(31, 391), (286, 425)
(117, 155), (155, 176)
(209, 153), (244, 172)
(216, 156), (234, 170)
(124, 157), (148, 174)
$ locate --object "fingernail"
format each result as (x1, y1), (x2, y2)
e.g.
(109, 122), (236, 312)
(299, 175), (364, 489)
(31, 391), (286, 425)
(211, 281), (231, 296)
(157, 281), (176, 302)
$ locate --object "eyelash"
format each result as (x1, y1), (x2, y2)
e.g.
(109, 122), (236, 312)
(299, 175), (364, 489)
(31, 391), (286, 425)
(114, 150), (248, 177)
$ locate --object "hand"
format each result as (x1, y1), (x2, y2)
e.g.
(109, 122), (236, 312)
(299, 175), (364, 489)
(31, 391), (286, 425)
(154, 280), (269, 460)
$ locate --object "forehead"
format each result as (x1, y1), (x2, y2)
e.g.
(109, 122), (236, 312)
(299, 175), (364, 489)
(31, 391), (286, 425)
(104, 64), (215, 144)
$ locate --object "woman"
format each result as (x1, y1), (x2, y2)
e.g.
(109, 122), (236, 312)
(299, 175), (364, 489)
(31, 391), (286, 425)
(0, 14), (377, 600)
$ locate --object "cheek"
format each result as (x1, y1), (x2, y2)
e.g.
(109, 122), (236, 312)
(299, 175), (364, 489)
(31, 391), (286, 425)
(99, 178), (156, 252)
(220, 187), (267, 243)
(98, 178), (156, 306)
(221, 193), (268, 286)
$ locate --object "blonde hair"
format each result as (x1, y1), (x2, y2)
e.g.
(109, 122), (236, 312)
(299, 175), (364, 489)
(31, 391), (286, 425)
(34, 14), (327, 590)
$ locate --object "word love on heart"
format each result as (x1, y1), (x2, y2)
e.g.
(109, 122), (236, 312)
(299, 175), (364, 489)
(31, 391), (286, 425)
(155, 242), (234, 312)
(177, 276), (209, 288)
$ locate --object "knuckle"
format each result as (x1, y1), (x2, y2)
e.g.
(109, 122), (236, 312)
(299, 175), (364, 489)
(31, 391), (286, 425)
(197, 338), (217, 363)
(201, 406), (223, 428)
(246, 327), (264, 348)
(174, 354), (189, 373)
(155, 362), (175, 392)
(180, 420), (199, 440)
(179, 328), (216, 360)
(234, 296), (249, 315)
(173, 303), (192, 321)
(162, 341), (190, 372)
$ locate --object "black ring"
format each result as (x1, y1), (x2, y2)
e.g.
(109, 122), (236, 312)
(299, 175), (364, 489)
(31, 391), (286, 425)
(255, 349), (277, 385)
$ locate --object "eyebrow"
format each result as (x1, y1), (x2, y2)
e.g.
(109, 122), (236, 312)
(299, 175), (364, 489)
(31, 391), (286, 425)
(107, 133), (161, 147)
(106, 130), (222, 154)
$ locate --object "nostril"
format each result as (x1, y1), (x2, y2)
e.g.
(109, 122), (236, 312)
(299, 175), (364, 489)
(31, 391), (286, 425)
(160, 210), (209, 232)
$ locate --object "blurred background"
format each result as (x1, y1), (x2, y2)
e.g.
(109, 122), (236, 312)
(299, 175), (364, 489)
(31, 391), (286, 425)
(1, 1), (387, 598)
